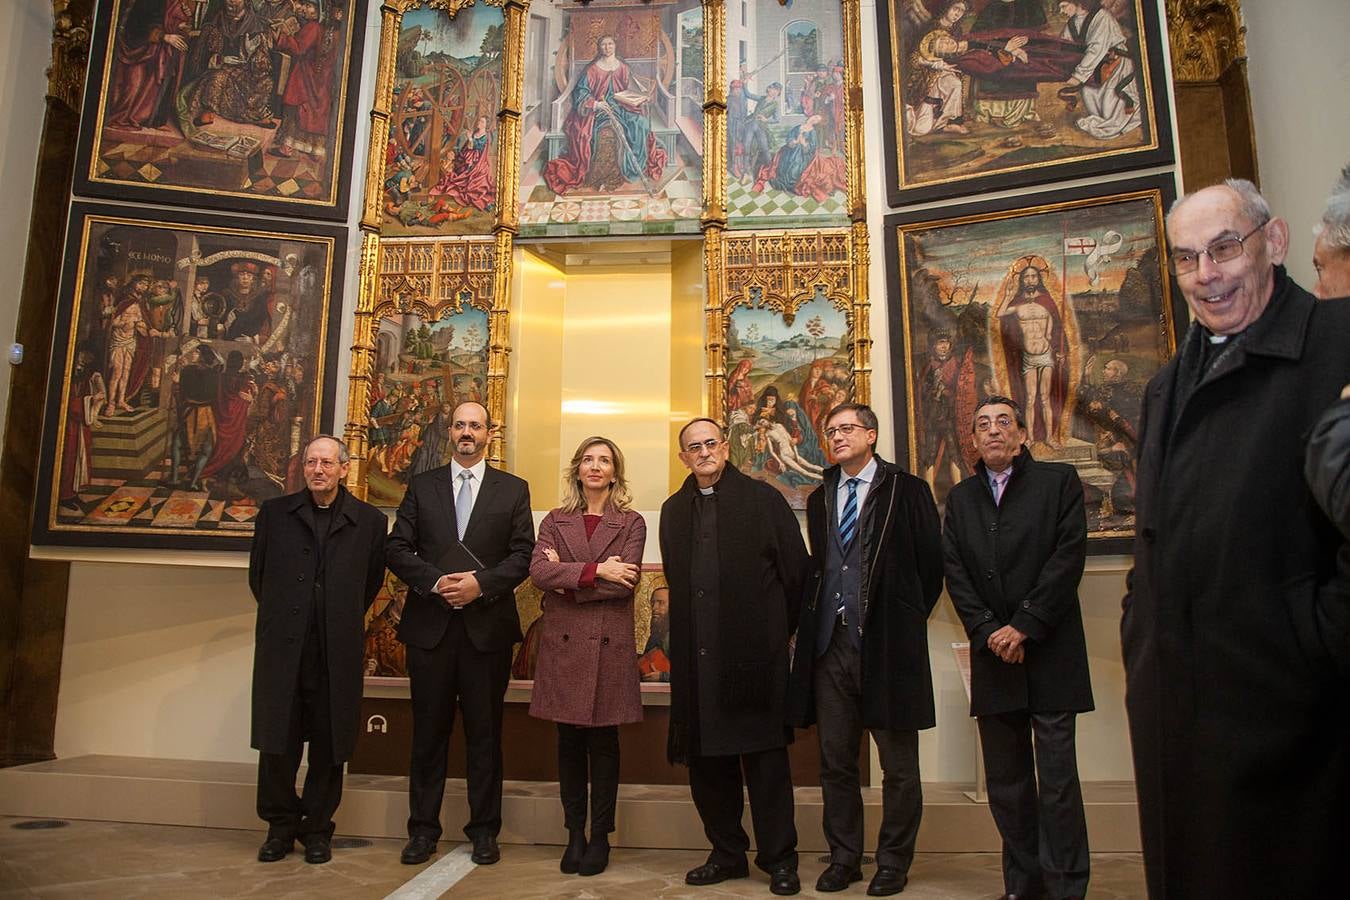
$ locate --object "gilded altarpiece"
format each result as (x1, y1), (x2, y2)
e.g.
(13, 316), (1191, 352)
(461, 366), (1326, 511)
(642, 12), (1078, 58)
(345, 0), (527, 502)
(708, 229), (871, 510)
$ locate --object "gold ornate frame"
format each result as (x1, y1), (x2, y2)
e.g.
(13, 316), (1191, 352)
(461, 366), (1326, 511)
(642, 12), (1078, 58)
(345, 0), (528, 496)
(702, 0), (871, 418)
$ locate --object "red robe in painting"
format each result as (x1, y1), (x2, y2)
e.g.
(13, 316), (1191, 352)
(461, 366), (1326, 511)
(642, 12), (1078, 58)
(998, 286), (1069, 443)
(59, 370), (104, 503)
(106, 0), (192, 128)
(542, 58), (667, 195)
(431, 132), (496, 211)
(274, 19), (337, 134)
(200, 370), (257, 479)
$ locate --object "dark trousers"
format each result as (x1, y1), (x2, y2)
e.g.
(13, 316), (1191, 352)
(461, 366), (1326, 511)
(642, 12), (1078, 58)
(406, 613), (511, 842)
(557, 723), (620, 834)
(978, 710), (1090, 899)
(688, 745), (798, 874)
(256, 633), (344, 844)
(815, 619), (922, 870)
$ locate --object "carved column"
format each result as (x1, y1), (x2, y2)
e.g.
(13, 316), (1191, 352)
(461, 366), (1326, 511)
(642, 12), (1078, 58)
(1165, 0), (1258, 190)
(0, 0), (92, 767)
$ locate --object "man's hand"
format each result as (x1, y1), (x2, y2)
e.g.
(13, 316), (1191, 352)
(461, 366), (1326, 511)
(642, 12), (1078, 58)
(434, 571), (482, 607)
(987, 624), (1028, 664)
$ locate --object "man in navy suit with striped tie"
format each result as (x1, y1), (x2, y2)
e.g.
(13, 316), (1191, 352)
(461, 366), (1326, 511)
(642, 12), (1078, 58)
(786, 404), (944, 896)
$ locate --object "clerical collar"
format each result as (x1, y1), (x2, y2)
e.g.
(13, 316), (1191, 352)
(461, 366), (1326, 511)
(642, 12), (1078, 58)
(699, 485), (715, 496)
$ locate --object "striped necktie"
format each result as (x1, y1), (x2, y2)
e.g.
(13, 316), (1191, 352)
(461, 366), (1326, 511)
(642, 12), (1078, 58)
(839, 477), (860, 550)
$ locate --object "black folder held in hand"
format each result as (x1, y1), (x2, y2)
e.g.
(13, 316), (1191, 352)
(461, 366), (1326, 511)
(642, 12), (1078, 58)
(436, 539), (484, 576)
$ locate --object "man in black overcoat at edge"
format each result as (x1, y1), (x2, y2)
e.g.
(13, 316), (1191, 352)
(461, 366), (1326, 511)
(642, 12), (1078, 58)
(659, 417), (809, 896)
(249, 435), (388, 865)
(386, 401), (534, 867)
(786, 403), (943, 897)
(943, 397), (1092, 900)
(1124, 179), (1350, 898)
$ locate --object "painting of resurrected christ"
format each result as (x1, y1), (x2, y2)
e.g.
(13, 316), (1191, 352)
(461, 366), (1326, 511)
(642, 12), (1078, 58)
(888, 179), (1183, 548)
(519, 0), (704, 237)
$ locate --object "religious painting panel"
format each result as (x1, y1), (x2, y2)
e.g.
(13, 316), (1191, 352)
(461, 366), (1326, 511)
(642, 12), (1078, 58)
(380, 1), (506, 236)
(74, 0), (368, 220)
(364, 305), (491, 507)
(34, 202), (346, 549)
(876, 0), (1173, 205)
(715, 230), (863, 511)
(518, 0), (705, 237)
(725, 0), (851, 227)
(884, 175), (1182, 552)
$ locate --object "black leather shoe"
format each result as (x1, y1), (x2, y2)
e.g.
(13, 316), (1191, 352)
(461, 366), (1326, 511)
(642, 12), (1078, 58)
(867, 866), (908, 895)
(400, 835), (436, 865)
(303, 838), (332, 865)
(770, 865), (801, 895)
(578, 833), (609, 876)
(257, 837), (292, 862)
(685, 861), (750, 885)
(816, 863), (864, 892)
(470, 834), (500, 865)
(560, 829), (586, 874)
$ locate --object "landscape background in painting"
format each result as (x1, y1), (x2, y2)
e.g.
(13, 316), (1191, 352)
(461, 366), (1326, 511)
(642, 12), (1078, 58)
(382, 3), (505, 237)
(724, 299), (853, 509)
(518, 0), (704, 237)
(364, 307), (491, 508)
(76, 0), (366, 219)
(726, 0), (850, 227)
(878, 0), (1170, 204)
(34, 204), (344, 549)
(889, 180), (1180, 549)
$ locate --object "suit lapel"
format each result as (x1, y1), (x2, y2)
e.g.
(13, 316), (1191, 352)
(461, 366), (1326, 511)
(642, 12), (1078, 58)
(435, 466), (457, 538)
(588, 509), (628, 560)
(461, 464), (497, 543)
(555, 510), (592, 563)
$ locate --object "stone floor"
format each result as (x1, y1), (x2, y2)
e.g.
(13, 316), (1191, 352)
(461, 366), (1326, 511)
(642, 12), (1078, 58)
(0, 817), (1145, 898)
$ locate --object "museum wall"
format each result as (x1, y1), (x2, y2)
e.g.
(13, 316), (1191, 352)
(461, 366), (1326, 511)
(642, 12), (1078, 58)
(1243, 1), (1350, 288)
(0, 1), (52, 433)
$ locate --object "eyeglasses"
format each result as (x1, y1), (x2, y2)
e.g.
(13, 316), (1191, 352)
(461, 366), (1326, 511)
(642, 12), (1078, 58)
(683, 438), (722, 454)
(1166, 220), (1268, 276)
(823, 423), (869, 439)
(974, 414), (1016, 432)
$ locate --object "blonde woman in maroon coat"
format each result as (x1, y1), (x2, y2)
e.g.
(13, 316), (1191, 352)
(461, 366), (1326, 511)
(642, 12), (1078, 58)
(529, 436), (646, 876)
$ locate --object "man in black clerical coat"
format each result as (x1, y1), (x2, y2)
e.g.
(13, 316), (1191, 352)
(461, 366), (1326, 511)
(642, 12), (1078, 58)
(249, 435), (388, 865)
(659, 417), (808, 896)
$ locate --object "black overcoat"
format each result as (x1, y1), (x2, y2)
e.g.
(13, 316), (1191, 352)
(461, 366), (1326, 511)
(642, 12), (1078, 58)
(249, 487), (388, 762)
(786, 458), (944, 731)
(386, 463), (535, 653)
(942, 451), (1092, 717)
(659, 464), (808, 761)
(1123, 272), (1350, 898)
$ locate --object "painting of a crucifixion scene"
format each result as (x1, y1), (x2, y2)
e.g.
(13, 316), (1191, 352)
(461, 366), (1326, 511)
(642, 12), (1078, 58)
(518, 0), (705, 237)
(364, 307), (491, 508)
(381, 3), (505, 236)
(78, 0), (365, 218)
(895, 187), (1176, 540)
(724, 298), (854, 509)
(36, 206), (342, 548)
(726, 0), (850, 227)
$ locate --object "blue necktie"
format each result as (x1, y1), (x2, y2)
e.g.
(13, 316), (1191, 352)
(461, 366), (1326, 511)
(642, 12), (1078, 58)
(839, 477), (860, 550)
(456, 470), (474, 540)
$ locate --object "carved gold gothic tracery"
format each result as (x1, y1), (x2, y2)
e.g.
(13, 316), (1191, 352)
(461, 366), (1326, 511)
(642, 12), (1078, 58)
(1166, 0), (1247, 83)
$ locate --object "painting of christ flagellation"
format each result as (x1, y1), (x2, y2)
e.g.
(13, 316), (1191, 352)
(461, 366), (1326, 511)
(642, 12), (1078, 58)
(725, 299), (854, 510)
(518, 0), (704, 237)
(76, 0), (367, 219)
(381, 3), (505, 237)
(364, 306), (491, 508)
(726, 0), (850, 226)
(887, 177), (1182, 551)
(34, 203), (344, 549)
(877, 0), (1171, 204)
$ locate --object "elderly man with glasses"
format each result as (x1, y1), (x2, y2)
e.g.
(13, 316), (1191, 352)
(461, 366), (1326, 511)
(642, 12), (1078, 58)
(659, 417), (809, 895)
(1122, 179), (1350, 898)
(785, 403), (943, 896)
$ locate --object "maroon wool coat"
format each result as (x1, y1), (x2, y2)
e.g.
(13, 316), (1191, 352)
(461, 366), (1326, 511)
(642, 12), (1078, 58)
(527, 507), (646, 727)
